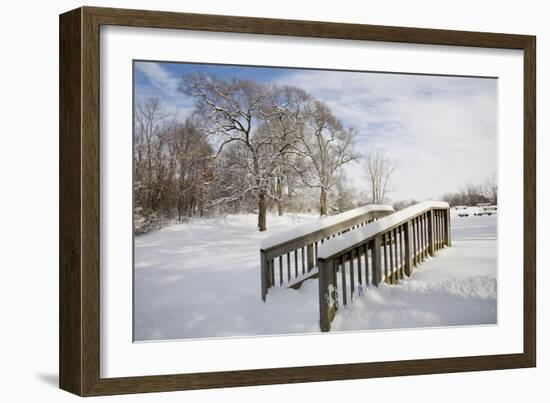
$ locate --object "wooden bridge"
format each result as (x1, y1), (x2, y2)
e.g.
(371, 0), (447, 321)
(260, 201), (451, 332)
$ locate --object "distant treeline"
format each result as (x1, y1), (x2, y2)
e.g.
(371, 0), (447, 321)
(390, 176), (497, 212)
(440, 177), (498, 207)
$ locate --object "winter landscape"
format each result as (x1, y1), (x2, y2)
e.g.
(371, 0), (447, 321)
(133, 61), (498, 341)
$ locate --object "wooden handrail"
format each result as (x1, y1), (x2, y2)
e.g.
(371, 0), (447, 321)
(259, 205), (395, 301)
(317, 201), (451, 331)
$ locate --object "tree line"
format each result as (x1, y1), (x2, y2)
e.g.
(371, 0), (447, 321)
(133, 73), (361, 234)
(440, 175), (498, 207)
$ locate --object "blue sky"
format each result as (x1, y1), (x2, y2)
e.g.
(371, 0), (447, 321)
(134, 60), (498, 202)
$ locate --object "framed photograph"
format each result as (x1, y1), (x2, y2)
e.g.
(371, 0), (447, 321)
(59, 6), (536, 396)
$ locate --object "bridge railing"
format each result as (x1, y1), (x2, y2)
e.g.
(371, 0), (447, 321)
(317, 201), (451, 331)
(260, 205), (395, 301)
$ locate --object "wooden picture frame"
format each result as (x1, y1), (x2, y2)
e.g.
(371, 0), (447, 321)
(59, 6), (536, 396)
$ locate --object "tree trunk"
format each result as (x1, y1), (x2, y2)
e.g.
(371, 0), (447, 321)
(258, 192), (267, 232)
(319, 188), (328, 216)
(177, 195), (182, 222)
(276, 177), (283, 216)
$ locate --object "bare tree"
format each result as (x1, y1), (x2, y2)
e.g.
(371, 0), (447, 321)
(133, 98), (218, 233)
(134, 97), (174, 233)
(364, 151), (397, 204)
(259, 85), (310, 216)
(165, 118), (214, 220)
(291, 100), (358, 216)
(458, 183), (492, 206)
(441, 175), (497, 207)
(484, 174), (498, 204)
(333, 173), (358, 213)
(179, 74), (299, 231)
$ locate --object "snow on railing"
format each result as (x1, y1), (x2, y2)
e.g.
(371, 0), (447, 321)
(262, 205), (394, 249)
(259, 204), (395, 301)
(317, 201), (451, 332)
(318, 201), (449, 259)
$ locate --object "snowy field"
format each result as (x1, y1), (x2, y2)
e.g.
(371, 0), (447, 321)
(134, 208), (497, 341)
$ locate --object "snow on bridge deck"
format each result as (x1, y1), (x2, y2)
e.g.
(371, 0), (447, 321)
(134, 211), (496, 341)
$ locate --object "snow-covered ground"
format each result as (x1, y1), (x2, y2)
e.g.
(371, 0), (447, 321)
(134, 209), (497, 341)
(134, 214), (321, 341)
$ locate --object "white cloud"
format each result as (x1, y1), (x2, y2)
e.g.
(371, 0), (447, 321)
(275, 70), (497, 201)
(134, 62), (195, 121)
(135, 62), (180, 96)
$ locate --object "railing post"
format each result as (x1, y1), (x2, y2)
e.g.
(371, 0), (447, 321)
(404, 221), (413, 276)
(318, 257), (337, 332)
(415, 217), (420, 263)
(445, 208), (452, 246)
(372, 236), (382, 286)
(428, 209), (435, 256)
(260, 250), (269, 301)
(307, 244), (314, 271)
